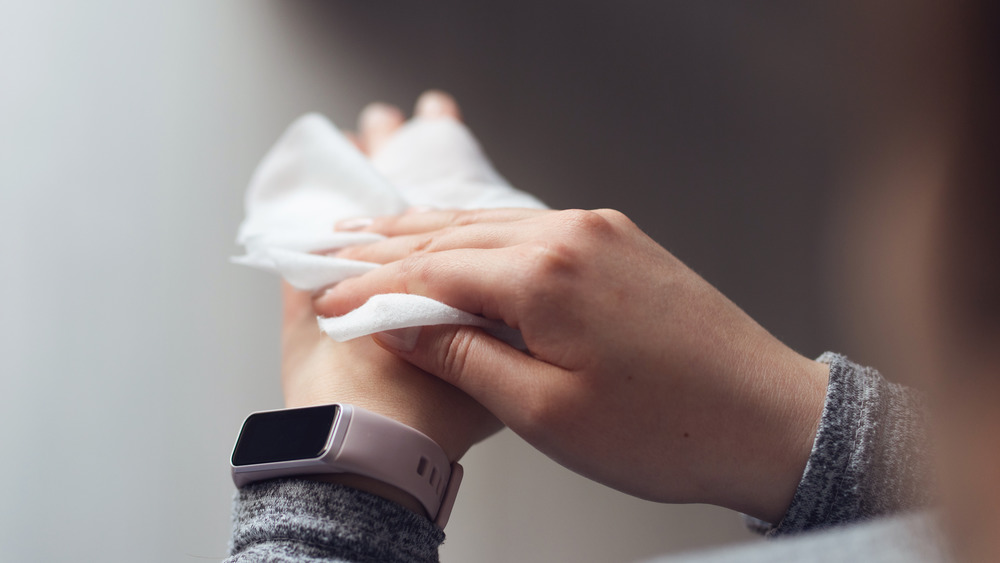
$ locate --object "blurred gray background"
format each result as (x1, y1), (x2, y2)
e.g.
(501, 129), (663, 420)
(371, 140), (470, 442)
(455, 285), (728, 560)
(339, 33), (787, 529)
(0, 1), (854, 561)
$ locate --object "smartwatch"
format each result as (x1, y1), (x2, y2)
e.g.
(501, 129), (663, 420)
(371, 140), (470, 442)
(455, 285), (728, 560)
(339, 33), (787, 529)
(230, 403), (462, 528)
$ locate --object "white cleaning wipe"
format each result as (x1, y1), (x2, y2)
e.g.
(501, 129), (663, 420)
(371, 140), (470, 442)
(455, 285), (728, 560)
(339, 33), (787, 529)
(237, 113), (408, 244)
(372, 117), (540, 210)
(317, 294), (525, 349)
(232, 248), (379, 290)
(233, 112), (546, 345)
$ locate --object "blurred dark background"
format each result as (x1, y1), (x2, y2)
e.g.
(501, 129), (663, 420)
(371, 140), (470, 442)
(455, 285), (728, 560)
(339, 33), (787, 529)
(275, 1), (846, 361)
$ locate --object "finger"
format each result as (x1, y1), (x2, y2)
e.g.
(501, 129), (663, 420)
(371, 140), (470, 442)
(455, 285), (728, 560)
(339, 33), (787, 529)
(414, 90), (462, 121)
(336, 207), (551, 236)
(373, 324), (562, 430)
(343, 130), (363, 152)
(335, 221), (529, 264)
(313, 246), (520, 322)
(358, 103), (405, 156)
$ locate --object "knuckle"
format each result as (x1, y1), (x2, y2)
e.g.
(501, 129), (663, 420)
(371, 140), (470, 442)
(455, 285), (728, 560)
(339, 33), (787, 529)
(453, 209), (486, 227)
(403, 226), (459, 257)
(592, 208), (632, 229)
(424, 225), (462, 251)
(510, 240), (576, 306)
(437, 327), (476, 384)
(557, 208), (612, 234)
(396, 254), (434, 290)
(524, 238), (577, 279)
(408, 234), (435, 255)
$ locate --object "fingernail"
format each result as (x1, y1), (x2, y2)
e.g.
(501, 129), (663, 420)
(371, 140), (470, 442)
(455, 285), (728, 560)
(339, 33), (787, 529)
(336, 217), (373, 231)
(416, 91), (459, 120)
(360, 102), (403, 129)
(405, 205), (435, 215)
(374, 327), (421, 352)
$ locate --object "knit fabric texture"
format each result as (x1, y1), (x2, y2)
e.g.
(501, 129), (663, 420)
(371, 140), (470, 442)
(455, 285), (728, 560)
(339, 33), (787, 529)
(755, 352), (932, 536)
(227, 478), (444, 563)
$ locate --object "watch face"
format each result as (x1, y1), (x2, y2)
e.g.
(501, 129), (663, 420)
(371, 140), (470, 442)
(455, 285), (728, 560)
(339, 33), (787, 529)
(232, 404), (339, 466)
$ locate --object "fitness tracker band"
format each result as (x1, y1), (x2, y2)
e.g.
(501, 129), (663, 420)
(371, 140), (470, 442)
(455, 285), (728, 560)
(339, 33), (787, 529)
(230, 403), (462, 528)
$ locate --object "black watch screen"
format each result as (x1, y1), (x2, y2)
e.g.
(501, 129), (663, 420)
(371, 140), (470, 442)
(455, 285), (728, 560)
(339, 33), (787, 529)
(231, 404), (339, 466)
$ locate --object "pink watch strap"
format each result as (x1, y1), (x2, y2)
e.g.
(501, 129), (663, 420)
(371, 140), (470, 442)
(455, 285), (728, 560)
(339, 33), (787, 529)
(331, 405), (461, 527)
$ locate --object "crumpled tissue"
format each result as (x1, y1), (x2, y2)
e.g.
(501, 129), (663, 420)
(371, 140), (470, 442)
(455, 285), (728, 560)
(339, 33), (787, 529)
(233, 113), (545, 347)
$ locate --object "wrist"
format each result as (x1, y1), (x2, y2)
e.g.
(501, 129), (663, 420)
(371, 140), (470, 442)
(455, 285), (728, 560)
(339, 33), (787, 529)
(708, 348), (829, 524)
(744, 353), (829, 523)
(285, 393), (469, 464)
(282, 337), (495, 463)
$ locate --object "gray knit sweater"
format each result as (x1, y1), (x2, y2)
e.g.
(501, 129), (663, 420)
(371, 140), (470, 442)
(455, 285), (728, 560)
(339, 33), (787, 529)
(227, 354), (943, 562)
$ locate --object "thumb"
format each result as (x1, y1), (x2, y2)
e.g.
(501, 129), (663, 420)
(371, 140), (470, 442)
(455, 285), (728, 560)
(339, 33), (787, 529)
(372, 325), (557, 427)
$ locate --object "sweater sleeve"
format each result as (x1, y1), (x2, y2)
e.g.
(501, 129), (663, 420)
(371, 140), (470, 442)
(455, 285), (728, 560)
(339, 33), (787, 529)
(751, 352), (934, 537)
(226, 478), (445, 563)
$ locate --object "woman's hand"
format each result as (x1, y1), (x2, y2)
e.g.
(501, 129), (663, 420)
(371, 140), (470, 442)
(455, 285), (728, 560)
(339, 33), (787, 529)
(273, 91), (506, 518)
(277, 91), (504, 464)
(280, 281), (501, 463)
(315, 207), (830, 524)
